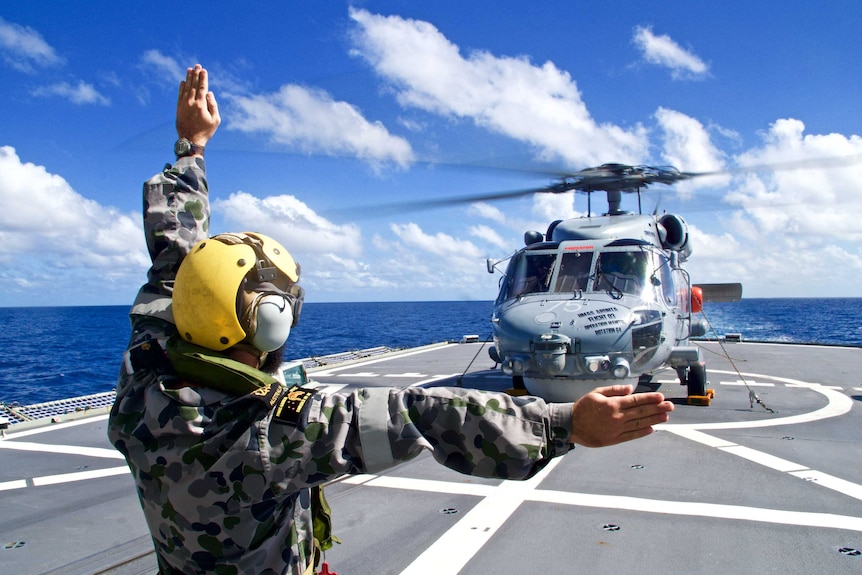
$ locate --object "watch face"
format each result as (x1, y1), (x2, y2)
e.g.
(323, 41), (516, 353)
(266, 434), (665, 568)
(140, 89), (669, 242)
(175, 139), (192, 156)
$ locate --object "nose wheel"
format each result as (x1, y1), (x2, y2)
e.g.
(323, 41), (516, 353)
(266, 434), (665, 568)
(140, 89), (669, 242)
(506, 375), (529, 396)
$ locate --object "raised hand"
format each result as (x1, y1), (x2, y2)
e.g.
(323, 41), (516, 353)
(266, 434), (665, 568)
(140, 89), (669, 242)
(569, 384), (674, 447)
(176, 64), (221, 149)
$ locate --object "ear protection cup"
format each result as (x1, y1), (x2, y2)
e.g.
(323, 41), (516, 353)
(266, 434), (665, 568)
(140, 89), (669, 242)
(249, 294), (294, 352)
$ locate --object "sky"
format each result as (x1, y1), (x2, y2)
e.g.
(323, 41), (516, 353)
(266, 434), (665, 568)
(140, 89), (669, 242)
(1, 1), (861, 307)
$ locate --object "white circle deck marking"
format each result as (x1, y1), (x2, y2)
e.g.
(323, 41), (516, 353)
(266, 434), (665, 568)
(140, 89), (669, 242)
(658, 369), (862, 503)
(658, 369), (853, 431)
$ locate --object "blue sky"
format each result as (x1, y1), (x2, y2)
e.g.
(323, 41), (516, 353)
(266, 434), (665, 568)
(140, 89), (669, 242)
(1, 1), (861, 307)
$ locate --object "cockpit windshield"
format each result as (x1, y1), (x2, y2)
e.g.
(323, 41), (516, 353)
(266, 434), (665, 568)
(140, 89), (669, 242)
(498, 246), (663, 302)
(503, 252), (557, 299)
(554, 251), (592, 292)
(595, 251), (651, 297)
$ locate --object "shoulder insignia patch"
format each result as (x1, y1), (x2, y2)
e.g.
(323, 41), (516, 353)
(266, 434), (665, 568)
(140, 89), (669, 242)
(128, 339), (172, 374)
(272, 385), (315, 426)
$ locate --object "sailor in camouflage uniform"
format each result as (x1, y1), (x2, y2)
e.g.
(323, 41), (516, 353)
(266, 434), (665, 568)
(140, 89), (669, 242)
(109, 65), (674, 575)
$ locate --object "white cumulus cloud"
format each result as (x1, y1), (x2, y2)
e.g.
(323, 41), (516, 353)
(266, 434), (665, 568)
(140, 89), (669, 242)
(0, 16), (62, 73)
(633, 26), (708, 79)
(225, 84), (415, 168)
(140, 49), (186, 83)
(0, 146), (147, 302)
(468, 224), (508, 251)
(683, 120), (862, 295)
(213, 191), (364, 256)
(727, 119), (862, 241)
(32, 80), (110, 105)
(655, 107), (728, 194)
(349, 8), (649, 166)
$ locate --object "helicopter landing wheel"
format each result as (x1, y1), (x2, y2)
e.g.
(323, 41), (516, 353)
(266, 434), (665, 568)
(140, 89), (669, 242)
(506, 375), (529, 397)
(686, 361), (708, 397)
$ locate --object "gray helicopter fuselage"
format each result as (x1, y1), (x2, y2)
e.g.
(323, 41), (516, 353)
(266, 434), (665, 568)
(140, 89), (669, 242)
(489, 212), (703, 402)
(550, 212), (662, 243)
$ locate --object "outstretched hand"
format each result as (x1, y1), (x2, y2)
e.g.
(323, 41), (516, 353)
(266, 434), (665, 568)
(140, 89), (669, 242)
(569, 385), (673, 447)
(176, 64), (221, 148)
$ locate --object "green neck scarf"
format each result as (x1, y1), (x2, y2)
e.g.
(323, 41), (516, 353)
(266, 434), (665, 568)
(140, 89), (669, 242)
(165, 336), (278, 395)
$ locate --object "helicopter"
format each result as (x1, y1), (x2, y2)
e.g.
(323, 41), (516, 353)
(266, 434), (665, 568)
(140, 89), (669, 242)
(482, 163), (742, 404)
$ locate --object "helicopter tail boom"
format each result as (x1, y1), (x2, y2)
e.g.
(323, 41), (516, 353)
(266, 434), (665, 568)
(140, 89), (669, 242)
(693, 283), (743, 302)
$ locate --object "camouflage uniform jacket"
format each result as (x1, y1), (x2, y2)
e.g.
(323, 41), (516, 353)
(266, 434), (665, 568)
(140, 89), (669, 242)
(108, 157), (576, 575)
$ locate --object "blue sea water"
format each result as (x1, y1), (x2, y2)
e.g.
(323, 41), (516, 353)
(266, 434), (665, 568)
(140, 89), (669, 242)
(0, 301), (495, 406)
(0, 298), (860, 406)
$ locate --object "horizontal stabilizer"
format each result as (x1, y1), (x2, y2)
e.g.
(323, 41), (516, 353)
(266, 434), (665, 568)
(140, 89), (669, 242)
(694, 283), (743, 302)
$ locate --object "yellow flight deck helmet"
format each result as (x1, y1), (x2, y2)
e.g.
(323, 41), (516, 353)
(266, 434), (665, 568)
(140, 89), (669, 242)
(173, 232), (303, 352)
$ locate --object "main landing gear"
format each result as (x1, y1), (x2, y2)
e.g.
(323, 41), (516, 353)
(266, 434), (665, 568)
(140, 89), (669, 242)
(677, 361), (714, 406)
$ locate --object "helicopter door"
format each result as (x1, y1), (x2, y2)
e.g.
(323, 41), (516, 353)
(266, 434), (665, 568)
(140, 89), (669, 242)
(657, 253), (677, 305)
(675, 267), (691, 315)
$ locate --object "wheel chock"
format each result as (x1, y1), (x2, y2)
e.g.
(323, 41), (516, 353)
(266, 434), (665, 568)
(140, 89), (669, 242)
(686, 388), (715, 406)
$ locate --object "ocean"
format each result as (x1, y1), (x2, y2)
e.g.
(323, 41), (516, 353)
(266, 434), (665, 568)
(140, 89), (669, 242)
(1, 298), (860, 406)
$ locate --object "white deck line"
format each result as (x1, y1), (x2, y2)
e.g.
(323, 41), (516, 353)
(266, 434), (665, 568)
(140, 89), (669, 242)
(398, 458), (563, 575)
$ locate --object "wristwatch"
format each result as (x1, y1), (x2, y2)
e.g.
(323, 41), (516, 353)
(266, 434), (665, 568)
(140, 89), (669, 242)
(174, 138), (205, 158)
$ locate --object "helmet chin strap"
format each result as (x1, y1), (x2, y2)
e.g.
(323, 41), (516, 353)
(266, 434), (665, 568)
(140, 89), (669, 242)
(225, 342), (288, 375)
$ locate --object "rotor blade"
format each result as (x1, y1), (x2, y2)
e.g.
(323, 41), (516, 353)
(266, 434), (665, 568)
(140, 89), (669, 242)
(678, 154), (862, 180)
(321, 155), (862, 220)
(322, 185), (563, 219)
(442, 154), (862, 188)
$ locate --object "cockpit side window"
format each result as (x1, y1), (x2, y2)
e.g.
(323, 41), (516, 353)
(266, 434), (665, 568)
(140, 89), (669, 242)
(554, 251), (593, 292)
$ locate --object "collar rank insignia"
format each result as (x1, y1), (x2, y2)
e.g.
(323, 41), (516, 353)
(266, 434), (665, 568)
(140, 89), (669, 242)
(250, 383), (284, 409)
